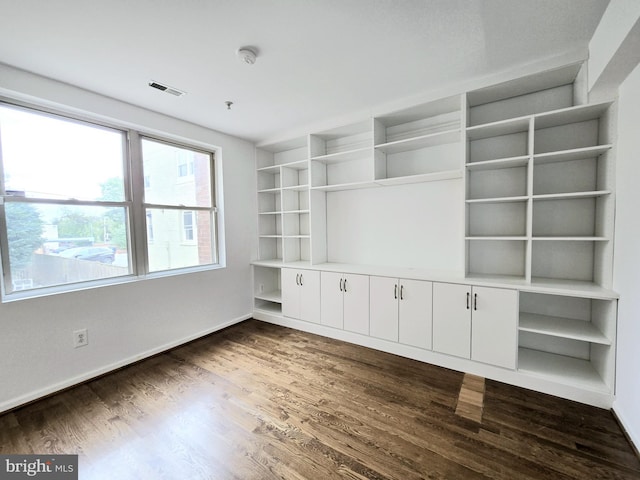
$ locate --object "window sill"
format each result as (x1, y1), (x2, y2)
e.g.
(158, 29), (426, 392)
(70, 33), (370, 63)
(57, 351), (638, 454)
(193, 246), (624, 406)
(1, 263), (225, 303)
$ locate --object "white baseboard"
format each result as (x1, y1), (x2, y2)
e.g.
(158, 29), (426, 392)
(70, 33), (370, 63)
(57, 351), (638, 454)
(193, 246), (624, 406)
(612, 402), (640, 458)
(0, 313), (252, 414)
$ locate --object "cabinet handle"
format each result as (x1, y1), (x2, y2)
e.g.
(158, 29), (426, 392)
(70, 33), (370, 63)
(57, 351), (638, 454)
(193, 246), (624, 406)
(300, 274), (303, 286)
(394, 284), (398, 299)
(466, 292), (470, 310)
(296, 274), (300, 285)
(400, 285), (404, 300)
(474, 293), (477, 311)
(344, 279), (348, 292)
(339, 278), (343, 292)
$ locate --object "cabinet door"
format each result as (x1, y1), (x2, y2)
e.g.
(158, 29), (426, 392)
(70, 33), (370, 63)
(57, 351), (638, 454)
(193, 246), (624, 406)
(369, 276), (399, 341)
(343, 274), (370, 335)
(471, 286), (517, 369)
(433, 282), (471, 358)
(399, 279), (433, 349)
(321, 272), (344, 328)
(281, 268), (300, 319)
(299, 270), (321, 324)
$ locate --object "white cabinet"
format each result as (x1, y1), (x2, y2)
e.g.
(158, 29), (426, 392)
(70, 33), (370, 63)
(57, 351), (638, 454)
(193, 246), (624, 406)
(282, 268), (320, 323)
(321, 272), (369, 334)
(433, 283), (471, 357)
(370, 277), (433, 348)
(433, 283), (517, 369)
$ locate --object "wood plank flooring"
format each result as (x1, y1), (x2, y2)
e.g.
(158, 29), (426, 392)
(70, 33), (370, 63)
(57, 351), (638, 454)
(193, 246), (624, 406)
(1, 319), (638, 479)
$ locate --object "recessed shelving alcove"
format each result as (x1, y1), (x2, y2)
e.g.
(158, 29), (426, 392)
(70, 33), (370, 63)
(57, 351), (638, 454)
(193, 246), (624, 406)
(253, 62), (619, 408)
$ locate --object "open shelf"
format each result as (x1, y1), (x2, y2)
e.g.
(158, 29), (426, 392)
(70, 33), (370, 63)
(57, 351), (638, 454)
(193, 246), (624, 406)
(282, 209), (310, 214)
(518, 348), (608, 392)
(253, 264), (283, 316)
(255, 290), (282, 304)
(467, 239), (527, 279)
(257, 164), (281, 173)
(311, 147), (371, 164)
(467, 65), (578, 126)
(525, 278), (618, 299)
(254, 300), (282, 315)
(257, 136), (308, 169)
(465, 155), (529, 171)
(282, 184), (309, 192)
(467, 165), (527, 200)
(311, 181), (377, 192)
(257, 187), (280, 194)
(533, 145), (612, 165)
(466, 196), (528, 204)
(376, 169), (462, 186)
(534, 102), (612, 130)
(466, 116), (531, 140)
(374, 129), (460, 154)
(532, 236), (608, 241)
(466, 236), (527, 241)
(519, 312), (610, 344)
(532, 191), (610, 201)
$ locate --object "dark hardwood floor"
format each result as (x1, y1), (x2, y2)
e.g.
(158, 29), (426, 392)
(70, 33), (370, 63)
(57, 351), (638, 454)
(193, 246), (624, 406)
(1, 319), (638, 479)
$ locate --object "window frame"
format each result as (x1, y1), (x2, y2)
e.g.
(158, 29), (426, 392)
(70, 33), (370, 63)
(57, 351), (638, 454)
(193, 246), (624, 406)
(0, 98), (222, 302)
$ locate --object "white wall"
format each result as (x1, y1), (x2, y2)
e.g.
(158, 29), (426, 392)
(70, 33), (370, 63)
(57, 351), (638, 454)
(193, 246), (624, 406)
(612, 61), (640, 451)
(0, 64), (256, 412)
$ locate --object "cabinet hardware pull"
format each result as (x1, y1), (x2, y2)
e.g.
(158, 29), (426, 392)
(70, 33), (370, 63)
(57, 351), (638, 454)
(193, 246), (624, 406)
(466, 292), (470, 310)
(344, 279), (348, 292)
(339, 278), (343, 292)
(474, 293), (477, 311)
(400, 285), (404, 300)
(296, 274), (300, 285)
(300, 274), (303, 286)
(394, 284), (398, 299)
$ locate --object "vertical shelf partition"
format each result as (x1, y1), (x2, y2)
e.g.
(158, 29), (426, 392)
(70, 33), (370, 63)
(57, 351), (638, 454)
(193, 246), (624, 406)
(256, 136), (310, 264)
(465, 116), (532, 282)
(464, 67), (614, 290)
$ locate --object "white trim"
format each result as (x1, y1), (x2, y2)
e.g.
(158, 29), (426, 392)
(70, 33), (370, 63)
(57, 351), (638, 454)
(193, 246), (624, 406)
(253, 312), (614, 409)
(613, 398), (640, 455)
(0, 313), (252, 414)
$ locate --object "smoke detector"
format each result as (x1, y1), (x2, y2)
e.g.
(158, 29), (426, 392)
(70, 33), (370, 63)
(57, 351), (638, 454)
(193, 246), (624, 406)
(237, 47), (257, 65)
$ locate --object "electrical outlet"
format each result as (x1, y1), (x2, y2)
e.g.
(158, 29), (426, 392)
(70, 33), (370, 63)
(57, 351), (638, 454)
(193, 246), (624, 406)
(73, 328), (88, 348)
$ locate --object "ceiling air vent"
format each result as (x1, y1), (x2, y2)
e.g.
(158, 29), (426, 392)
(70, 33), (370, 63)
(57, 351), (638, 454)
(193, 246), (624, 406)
(148, 81), (186, 97)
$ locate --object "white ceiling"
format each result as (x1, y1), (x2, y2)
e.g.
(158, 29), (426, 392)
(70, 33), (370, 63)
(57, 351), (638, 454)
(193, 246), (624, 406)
(0, 0), (609, 144)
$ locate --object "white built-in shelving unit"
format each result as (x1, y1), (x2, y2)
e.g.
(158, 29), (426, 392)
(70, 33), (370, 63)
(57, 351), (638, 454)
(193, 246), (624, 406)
(253, 62), (619, 407)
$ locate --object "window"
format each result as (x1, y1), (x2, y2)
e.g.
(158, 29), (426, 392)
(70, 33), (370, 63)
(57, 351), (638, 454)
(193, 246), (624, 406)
(141, 137), (217, 273)
(176, 151), (194, 179)
(0, 101), (220, 300)
(146, 212), (154, 243)
(183, 211), (195, 242)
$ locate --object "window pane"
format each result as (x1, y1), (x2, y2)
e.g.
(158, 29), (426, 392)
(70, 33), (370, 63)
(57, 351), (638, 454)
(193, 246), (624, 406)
(0, 105), (125, 201)
(4, 202), (130, 293)
(141, 138), (212, 207)
(146, 208), (215, 272)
